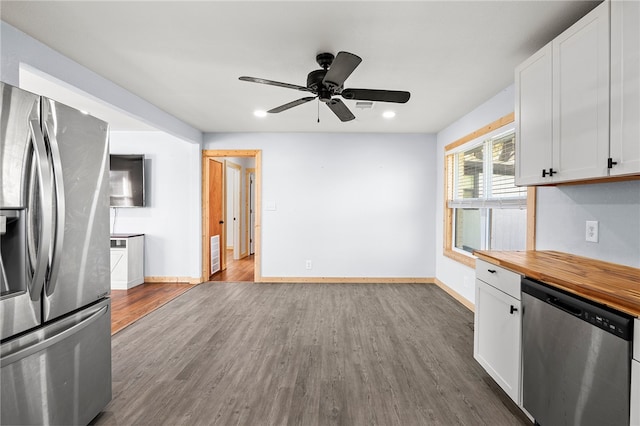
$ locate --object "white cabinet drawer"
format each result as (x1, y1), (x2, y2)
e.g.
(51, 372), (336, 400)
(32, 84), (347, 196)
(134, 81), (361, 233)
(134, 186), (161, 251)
(476, 259), (522, 300)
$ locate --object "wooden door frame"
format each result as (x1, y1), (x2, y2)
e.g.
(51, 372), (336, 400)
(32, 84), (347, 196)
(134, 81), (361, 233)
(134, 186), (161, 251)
(202, 150), (262, 282)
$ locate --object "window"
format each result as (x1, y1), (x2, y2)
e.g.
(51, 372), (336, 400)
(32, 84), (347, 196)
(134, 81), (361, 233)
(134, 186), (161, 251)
(444, 113), (534, 267)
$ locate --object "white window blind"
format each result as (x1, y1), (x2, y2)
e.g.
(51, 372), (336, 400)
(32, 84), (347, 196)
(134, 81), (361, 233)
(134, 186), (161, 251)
(448, 129), (525, 209)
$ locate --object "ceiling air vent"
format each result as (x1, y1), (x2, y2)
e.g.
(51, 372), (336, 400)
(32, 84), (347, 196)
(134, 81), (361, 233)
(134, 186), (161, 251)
(355, 101), (374, 109)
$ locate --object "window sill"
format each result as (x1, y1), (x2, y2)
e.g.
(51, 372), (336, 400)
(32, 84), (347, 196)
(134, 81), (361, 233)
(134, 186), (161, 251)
(443, 248), (476, 269)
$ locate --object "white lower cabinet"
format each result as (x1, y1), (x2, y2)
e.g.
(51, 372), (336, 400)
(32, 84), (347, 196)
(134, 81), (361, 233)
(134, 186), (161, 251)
(110, 234), (144, 290)
(474, 276), (522, 404)
(632, 318), (640, 426)
(632, 360), (640, 426)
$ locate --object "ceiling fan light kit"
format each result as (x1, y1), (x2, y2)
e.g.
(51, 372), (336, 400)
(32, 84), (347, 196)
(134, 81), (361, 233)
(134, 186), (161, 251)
(239, 51), (410, 122)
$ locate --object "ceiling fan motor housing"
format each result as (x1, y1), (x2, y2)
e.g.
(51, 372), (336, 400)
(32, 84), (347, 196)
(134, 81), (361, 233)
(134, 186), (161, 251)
(307, 69), (334, 102)
(316, 52), (335, 69)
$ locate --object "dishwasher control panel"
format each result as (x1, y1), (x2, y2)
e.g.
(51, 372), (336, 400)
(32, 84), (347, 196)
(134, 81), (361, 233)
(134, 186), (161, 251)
(583, 311), (629, 339)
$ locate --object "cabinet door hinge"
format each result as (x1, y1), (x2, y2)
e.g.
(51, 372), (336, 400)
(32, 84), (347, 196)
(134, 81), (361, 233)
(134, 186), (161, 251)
(607, 158), (618, 169)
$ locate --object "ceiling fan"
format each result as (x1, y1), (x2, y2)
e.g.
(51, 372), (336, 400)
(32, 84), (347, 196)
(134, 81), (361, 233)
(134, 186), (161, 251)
(239, 51), (411, 122)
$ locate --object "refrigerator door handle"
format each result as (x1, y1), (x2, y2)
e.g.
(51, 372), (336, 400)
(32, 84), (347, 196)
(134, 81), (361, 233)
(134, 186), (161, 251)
(43, 119), (65, 295)
(0, 303), (109, 367)
(27, 119), (53, 302)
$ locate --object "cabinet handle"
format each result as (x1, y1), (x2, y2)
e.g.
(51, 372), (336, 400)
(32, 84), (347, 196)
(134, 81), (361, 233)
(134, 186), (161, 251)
(510, 305), (518, 314)
(542, 168), (557, 177)
(608, 158), (618, 169)
(487, 269), (496, 274)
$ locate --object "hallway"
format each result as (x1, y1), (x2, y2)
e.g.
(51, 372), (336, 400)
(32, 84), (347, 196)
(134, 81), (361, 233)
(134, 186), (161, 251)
(210, 250), (255, 282)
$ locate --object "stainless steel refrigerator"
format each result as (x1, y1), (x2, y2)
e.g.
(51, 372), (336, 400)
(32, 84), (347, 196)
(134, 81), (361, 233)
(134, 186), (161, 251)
(0, 82), (111, 425)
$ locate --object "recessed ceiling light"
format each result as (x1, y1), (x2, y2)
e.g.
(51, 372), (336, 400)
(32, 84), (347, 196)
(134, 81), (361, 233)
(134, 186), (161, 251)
(254, 110), (267, 118)
(383, 111), (396, 119)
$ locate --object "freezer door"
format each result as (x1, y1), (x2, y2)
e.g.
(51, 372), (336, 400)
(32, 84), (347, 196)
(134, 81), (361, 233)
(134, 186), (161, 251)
(0, 82), (40, 208)
(0, 83), (43, 339)
(1, 298), (112, 425)
(41, 98), (110, 322)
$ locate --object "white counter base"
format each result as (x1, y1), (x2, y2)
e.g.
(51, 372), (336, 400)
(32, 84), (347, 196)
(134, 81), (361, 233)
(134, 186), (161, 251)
(110, 234), (144, 290)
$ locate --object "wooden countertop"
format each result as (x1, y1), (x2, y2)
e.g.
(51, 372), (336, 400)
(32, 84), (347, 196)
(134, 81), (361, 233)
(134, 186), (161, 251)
(475, 250), (640, 318)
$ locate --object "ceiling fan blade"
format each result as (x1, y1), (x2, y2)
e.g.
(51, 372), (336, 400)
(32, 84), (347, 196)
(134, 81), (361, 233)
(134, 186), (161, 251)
(239, 76), (312, 92)
(322, 52), (362, 89)
(268, 96), (317, 113)
(341, 88), (411, 103)
(326, 98), (355, 122)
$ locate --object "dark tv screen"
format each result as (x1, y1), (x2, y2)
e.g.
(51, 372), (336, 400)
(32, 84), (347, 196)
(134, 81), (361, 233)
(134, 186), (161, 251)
(109, 154), (145, 207)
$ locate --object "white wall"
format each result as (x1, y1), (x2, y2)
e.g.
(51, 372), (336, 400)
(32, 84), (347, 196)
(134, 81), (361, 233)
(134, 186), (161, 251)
(204, 133), (437, 279)
(536, 181), (640, 268)
(110, 131), (201, 280)
(435, 85), (516, 303)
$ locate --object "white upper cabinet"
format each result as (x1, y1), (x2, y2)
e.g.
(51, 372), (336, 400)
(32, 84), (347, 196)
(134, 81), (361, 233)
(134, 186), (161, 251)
(610, 0), (640, 176)
(552, 1), (610, 182)
(516, 2), (611, 185)
(515, 44), (553, 186)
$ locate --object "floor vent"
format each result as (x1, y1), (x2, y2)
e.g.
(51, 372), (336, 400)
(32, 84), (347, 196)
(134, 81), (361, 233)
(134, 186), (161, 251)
(210, 235), (221, 275)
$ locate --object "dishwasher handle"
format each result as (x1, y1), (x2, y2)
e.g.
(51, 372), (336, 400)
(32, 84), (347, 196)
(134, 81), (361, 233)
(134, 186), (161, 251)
(546, 296), (582, 317)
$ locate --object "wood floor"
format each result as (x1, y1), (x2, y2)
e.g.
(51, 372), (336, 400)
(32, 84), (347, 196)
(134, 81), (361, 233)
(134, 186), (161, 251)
(110, 283), (196, 335)
(210, 250), (255, 282)
(94, 283), (530, 426)
(111, 250), (254, 334)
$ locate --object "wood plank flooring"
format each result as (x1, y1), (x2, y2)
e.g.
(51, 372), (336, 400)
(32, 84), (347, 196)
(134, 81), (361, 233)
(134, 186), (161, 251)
(210, 251), (255, 282)
(94, 283), (530, 426)
(110, 283), (197, 335)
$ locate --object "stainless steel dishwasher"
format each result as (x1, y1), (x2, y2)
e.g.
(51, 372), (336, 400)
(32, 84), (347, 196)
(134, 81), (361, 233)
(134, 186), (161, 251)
(522, 277), (633, 426)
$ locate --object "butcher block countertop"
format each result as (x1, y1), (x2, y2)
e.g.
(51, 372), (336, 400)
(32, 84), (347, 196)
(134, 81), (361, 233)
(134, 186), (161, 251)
(475, 250), (640, 318)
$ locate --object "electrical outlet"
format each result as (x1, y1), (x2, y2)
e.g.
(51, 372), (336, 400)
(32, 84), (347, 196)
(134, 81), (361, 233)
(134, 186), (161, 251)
(586, 221), (599, 243)
(305, 260), (312, 270)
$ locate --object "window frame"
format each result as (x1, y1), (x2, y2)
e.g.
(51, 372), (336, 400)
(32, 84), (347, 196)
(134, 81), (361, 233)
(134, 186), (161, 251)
(443, 112), (536, 268)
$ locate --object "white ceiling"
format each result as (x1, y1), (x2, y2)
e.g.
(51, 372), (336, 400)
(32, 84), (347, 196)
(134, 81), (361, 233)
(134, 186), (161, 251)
(1, 1), (600, 133)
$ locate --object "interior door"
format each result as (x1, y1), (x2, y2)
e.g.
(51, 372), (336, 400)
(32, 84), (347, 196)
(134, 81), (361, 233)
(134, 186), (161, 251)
(208, 158), (225, 277)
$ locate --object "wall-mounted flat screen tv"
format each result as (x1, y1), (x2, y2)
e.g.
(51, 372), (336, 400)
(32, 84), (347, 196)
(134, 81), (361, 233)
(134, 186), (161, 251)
(109, 154), (145, 207)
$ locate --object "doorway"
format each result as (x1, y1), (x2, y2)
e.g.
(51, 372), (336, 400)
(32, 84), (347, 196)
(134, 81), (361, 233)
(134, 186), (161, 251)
(226, 161), (241, 261)
(201, 150), (261, 282)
